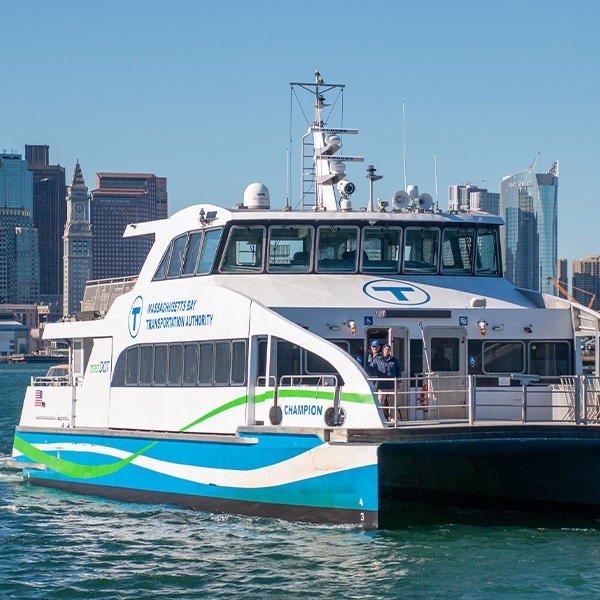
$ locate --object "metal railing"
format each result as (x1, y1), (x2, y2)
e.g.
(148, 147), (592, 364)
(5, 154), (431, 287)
(80, 275), (138, 314)
(31, 374), (71, 387)
(369, 374), (600, 427)
(255, 374), (342, 426)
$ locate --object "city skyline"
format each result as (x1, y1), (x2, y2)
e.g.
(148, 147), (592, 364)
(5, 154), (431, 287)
(1, 1), (599, 266)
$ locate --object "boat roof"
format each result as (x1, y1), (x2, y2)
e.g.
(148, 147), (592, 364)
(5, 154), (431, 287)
(124, 204), (504, 240)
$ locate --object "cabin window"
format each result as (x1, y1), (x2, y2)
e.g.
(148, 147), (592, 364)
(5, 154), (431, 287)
(316, 226), (359, 272)
(220, 226), (265, 272)
(167, 234), (189, 278)
(197, 229), (222, 274)
(403, 228), (439, 273)
(482, 341), (525, 374)
(305, 340), (347, 375)
(198, 342), (214, 386)
(429, 337), (460, 372)
(167, 344), (184, 386)
(410, 339), (423, 378)
(112, 339), (248, 388)
(153, 242), (172, 280)
(182, 232), (203, 276)
(267, 226), (313, 272)
(153, 344), (168, 385)
(276, 339), (301, 381)
(441, 228), (474, 274)
(139, 345), (154, 385)
(214, 342), (231, 385)
(183, 343), (199, 386)
(362, 227), (401, 273)
(125, 346), (140, 385)
(475, 229), (500, 276)
(529, 342), (571, 378)
(231, 340), (247, 385)
(256, 337), (269, 382)
(112, 352), (126, 386)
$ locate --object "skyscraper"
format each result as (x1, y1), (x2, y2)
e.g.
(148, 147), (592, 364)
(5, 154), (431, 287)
(499, 162), (559, 295)
(572, 256), (600, 311)
(90, 172), (167, 279)
(0, 153), (39, 304)
(156, 176), (168, 220)
(63, 162), (92, 316)
(25, 144), (67, 305)
(448, 184), (499, 214)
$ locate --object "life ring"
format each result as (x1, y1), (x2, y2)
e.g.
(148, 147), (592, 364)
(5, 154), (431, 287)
(419, 383), (431, 413)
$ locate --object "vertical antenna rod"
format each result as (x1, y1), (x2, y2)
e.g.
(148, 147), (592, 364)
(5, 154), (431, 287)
(402, 102), (407, 191)
(434, 153), (439, 212)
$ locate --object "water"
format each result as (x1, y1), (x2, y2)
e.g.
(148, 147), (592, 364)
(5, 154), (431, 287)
(2, 363), (600, 599)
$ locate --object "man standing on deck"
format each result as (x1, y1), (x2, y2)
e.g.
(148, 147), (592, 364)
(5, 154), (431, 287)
(375, 344), (402, 422)
(367, 339), (381, 377)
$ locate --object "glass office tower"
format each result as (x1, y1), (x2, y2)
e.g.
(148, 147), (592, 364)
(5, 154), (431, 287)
(0, 153), (39, 304)
(500, 162), (558, 296)
(25, 145), (67, 305)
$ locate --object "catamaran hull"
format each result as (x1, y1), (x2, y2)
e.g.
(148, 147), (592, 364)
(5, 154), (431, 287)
(12, 428), (380, 527)
(14, 424), (600, 526)
(377, 424), (600, 518)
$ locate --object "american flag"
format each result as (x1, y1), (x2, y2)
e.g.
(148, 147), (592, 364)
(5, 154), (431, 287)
(34, 389), (43, 406)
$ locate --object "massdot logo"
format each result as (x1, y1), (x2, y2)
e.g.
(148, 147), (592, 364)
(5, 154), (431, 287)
(363, 279), (430, 306)
(128, 295), (144, 338)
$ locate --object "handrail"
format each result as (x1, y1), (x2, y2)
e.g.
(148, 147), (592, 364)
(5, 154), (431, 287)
(279, 374), (338, 387)
(368, 373), (600, 427)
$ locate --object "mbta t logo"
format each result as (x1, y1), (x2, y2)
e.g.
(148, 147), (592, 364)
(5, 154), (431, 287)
(128, 295), (144, 338)
(362, 279), (430, 306)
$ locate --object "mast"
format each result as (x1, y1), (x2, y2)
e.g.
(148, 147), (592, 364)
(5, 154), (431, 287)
(290, 71), (362, 210)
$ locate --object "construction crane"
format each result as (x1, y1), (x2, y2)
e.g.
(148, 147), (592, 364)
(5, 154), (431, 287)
(547, 277), (596, 309)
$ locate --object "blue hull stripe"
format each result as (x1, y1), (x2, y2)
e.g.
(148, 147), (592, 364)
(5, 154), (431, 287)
(14, 430), (379, 514)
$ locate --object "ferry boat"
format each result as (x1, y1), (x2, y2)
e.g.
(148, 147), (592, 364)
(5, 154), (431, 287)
(10, 72), (600, 527)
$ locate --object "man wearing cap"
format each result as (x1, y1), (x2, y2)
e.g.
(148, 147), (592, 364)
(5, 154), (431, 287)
(375, 344), (402, 422)
(367, 340), (382, 378)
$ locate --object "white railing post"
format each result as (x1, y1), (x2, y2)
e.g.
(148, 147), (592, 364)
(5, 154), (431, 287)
(468, 375), (475, 425)
(575, 376), (582, 425)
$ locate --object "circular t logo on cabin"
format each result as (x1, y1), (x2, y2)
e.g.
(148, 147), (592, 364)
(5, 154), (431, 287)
(128, 295), (144, 338)
(363, 279), (430, 306)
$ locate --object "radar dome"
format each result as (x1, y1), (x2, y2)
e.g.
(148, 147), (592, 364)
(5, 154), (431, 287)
(407, 185), (419, 199)
(243, 183), (270, 209)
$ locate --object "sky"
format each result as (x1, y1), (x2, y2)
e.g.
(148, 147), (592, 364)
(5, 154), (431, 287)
(1, 0), (599, 267)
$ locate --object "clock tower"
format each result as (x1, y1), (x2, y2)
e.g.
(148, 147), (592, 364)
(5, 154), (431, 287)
(63, 161), (93, 316)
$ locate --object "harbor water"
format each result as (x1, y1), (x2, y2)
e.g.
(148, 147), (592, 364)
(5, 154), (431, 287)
(2, 364), (600, 599)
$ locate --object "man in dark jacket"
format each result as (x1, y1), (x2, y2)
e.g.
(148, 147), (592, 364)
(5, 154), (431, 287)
(375, 344), (402, 422)
(367, 339), (381, 377)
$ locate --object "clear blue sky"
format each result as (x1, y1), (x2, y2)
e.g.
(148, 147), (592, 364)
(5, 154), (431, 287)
(1, 0), (598, 266)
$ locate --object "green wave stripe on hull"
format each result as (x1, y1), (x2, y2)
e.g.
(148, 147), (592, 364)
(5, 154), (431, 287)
(14, 434), (157, 479)
(179, 388), (373, 433)
(179, 394), (250, 432)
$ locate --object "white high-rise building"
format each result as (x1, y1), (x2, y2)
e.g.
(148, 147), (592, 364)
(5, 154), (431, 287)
(448, 184), (499, 214)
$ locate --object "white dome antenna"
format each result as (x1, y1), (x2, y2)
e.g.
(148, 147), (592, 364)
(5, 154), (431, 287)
(407, 184), (419, 199)
(243, 183), (270, 209)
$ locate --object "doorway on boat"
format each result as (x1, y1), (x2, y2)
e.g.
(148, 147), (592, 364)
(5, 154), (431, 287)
(422, 326), (468, 419)
(252, 335), (278, 425)
(365, 327), (409, 421)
